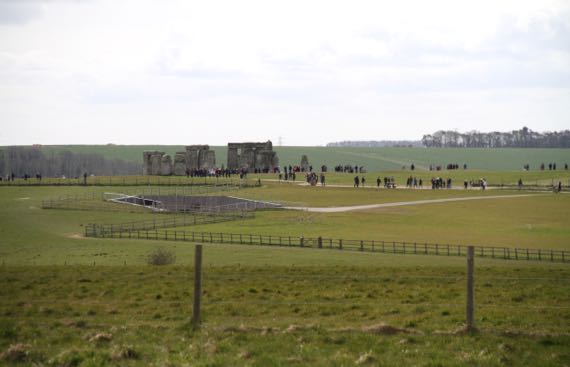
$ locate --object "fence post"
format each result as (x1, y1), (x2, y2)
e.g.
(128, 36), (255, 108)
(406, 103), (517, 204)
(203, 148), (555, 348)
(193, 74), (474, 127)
(360, 240), (363, 251)
(466, 246), (475, 333)
(192, 245), (203, 330)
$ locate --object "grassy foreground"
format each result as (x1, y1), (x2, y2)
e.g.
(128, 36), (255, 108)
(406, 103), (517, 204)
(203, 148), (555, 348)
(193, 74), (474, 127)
(1, 183), (569, 365)
(1, 264), (569, 366)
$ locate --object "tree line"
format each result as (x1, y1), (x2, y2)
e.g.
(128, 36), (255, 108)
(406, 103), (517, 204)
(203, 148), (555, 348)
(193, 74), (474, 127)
(0, 146), (141, 178)
(421, 127), (570, 148)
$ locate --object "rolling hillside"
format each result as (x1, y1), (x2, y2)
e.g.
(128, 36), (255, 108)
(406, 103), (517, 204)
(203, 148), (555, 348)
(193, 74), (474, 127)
(3, 145), (570, 171)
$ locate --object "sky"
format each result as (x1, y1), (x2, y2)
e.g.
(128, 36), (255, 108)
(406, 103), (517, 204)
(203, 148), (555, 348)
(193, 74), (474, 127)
(1, 0), (569, 146)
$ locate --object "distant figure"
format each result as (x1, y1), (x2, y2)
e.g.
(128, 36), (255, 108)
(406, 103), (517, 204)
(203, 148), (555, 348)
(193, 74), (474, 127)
(464, 180), (468, 189)
(354, 175), (360, 188)
(376, 177), (381, 188)
(518, 178), (523, 190)
(411, 163), (415, 171)
(558, 181), (562, 193)
(320, 174), (325, 186)
(361, 176), (366, 187)
(83, 172), (88, 185)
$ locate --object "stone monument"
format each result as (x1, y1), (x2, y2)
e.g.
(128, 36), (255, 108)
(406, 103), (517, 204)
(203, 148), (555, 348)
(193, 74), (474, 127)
(227, 141), (279, 171)
(143, 145), (216, 176)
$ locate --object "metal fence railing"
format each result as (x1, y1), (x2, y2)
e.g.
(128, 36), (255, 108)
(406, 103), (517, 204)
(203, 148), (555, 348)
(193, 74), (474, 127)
(84, 227), (569, 264)
(85, 211), (254, 237)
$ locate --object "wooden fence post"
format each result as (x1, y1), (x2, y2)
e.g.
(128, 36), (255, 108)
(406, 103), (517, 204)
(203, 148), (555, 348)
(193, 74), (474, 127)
(466, 246), (475, 333)
(192, 244), (203, 330)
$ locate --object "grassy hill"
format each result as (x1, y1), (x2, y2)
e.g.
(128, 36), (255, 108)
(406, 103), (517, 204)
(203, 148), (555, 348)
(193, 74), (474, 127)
(4, 145), (570, 171)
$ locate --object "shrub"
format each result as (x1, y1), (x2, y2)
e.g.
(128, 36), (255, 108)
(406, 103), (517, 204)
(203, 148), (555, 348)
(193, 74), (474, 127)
(146, 248), (176, 266)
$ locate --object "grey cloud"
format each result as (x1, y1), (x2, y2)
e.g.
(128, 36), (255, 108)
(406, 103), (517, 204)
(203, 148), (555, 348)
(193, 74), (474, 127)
(0, 1), (45, 25)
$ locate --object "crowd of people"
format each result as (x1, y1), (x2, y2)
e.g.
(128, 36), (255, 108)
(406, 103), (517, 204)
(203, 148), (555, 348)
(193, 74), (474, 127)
(428, 163), (467, 171)
(334, 165), (366, 173)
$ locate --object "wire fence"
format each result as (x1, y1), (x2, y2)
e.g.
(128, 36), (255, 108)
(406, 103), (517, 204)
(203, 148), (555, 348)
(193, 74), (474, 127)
(85, 212), (255, 236)
(2, 259), (568, 336)
(84, 226), (569, 263)
(41, 184), (243, 212)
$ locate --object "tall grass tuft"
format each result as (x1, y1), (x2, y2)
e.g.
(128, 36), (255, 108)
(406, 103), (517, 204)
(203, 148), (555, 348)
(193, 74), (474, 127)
(146, 248), (176, 266)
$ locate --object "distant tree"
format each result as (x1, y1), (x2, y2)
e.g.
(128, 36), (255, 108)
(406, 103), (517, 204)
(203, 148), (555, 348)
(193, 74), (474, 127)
(0, 147), (141, 178)
(421, 127), (570, 148)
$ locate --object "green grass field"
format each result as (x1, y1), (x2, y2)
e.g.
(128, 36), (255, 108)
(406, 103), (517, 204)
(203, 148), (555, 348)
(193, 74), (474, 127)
(1, 182), (569, 365)
(4, 144), (570, 171)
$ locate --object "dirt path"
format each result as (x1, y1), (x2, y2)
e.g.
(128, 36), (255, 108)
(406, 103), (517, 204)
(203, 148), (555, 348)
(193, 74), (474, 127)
(262, 179), (498, 190)
(284, 194), (542, 213)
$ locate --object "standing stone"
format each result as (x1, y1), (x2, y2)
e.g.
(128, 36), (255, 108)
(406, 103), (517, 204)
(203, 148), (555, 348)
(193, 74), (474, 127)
(185, 149), (199, 171)
(201, 150), (216, 169)
(300, 155), (309, 172)
(160, 155), (173, 175)
(150, 152), (164, 175)
(227, 147), (239, 169)
(173, 152), (187, 176)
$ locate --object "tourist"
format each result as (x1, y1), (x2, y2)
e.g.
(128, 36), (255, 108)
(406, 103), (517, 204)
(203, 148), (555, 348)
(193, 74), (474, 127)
(376, 177), (381, 188)
(518, 178), (523, 190)
(354, 176), (360, 188)
(362, 176), (366, 187)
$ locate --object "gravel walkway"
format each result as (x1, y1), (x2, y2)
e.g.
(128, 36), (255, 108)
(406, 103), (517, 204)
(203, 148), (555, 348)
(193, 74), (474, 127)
(284, 194), (541, 213)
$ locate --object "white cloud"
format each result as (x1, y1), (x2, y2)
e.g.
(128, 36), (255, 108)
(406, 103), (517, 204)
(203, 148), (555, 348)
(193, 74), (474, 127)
(0, 0), (569, 145)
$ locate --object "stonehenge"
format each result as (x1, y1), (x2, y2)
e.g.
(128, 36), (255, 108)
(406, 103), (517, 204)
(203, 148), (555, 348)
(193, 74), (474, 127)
(143, 141), (279, 175)
(227, 141), (279, 171)
(143, 145), (216, 176)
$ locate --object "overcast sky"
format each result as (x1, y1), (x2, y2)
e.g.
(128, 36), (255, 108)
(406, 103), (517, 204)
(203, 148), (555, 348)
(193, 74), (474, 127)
(1, 0), (569, 146)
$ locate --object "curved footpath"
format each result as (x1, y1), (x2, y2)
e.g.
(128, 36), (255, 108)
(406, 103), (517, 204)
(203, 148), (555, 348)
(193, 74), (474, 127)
(284, 194), (542, 213)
